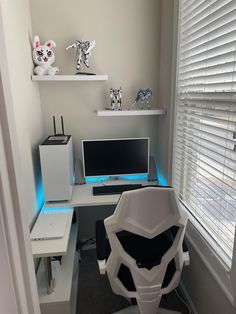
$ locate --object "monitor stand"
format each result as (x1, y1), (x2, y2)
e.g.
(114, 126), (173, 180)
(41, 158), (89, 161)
(103, 176), (130, 186)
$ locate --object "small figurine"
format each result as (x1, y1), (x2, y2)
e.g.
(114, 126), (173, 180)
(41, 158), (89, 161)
(66, 40), (96, 74)
(108, 87), (122, 110)
(128, 88), (152, 110)
(32, 35), (59, 75)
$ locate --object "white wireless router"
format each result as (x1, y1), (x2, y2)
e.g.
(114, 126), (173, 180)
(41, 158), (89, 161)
(39, 116), (74, 202)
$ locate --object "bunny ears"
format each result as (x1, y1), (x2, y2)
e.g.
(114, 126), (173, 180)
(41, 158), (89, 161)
(33, 35), (56, 49)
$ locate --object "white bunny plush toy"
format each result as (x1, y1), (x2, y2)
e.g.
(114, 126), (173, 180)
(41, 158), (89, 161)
(32, 35), (59, 75)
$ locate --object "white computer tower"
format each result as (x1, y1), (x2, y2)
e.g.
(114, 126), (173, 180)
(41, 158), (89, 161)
(39, 135), (74, 202)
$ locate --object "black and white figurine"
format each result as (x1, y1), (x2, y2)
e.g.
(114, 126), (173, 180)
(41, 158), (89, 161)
(66, 40), (96, 75)
(108, 87), (122, 110)
(128, 88), (153, 110)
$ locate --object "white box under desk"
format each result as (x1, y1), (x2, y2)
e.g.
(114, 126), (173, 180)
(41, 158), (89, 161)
(31, 209), (74, 258)
(36, 223), (79, 314)
(31, 209), (79, 314)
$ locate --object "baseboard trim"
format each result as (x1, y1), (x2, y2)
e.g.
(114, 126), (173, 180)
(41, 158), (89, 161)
(179, 281), (198, 314)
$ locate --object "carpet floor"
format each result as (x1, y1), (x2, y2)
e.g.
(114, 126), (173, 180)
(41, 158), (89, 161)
(76, 249), (190, 314)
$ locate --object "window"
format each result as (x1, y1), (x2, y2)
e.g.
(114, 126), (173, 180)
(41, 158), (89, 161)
(173, 0), (236, 268)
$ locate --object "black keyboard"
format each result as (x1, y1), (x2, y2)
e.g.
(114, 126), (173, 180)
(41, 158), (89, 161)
(93, 184), (143, 196)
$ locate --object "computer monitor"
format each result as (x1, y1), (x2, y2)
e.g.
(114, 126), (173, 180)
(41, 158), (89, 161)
(82, 138), (149, 178)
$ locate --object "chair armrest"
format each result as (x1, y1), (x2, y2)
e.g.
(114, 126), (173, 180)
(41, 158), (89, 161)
(96, 220), (108, 274)
(97, 259), (106, 275)
(96, 220), (107, 260)
(182, 238), (190, 266)
(183, 251), (190, 266)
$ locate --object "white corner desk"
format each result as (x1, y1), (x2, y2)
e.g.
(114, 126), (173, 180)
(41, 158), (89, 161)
(44, 179), (158, 209)
(32, 179), (158, 314)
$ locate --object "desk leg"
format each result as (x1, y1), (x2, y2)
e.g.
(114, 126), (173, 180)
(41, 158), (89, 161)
(44, 257), (54, 294)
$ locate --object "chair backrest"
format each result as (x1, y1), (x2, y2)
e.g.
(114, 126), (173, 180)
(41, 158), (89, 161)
(104, 187), (189, 314)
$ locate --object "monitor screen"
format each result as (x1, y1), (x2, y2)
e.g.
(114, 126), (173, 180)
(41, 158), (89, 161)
(82, 138), (149, 177)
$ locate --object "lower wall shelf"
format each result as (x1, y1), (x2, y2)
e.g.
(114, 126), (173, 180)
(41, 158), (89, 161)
(32, 74), (108, 81)
(96, 109), (166, 116)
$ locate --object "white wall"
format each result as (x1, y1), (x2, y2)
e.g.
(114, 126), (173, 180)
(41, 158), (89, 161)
(0, 204), (18, 314)
(182, 236), (236, 314)
(0, 0), (44, 226)
(30, 0), (171, 180)
(0, 68), (40, 313)
(30, 0), (175, 239)
(0, 0), (45, 310)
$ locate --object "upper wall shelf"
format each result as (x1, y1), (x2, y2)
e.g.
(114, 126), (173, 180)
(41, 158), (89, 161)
(31, 75), (108, 81)
(97, 109), (166, 117)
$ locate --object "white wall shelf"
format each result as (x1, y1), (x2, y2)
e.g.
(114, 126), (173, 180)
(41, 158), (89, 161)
(97, 109), (166, 117)
(32, 74), (108, 81)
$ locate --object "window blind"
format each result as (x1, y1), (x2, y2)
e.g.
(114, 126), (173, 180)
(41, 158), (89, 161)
(174, 0), (236, 267)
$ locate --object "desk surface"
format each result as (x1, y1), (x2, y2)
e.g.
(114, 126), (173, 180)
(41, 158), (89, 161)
(32, 180), (157, 257)
(44, 180), (158, 209)
(31, 208), (73, 258)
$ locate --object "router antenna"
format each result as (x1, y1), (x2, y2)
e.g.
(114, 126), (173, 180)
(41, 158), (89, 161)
(61, 116), (65, 135)
(53, 116), (56, 135)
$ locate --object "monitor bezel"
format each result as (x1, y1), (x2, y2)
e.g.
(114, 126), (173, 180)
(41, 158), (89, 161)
(82, 137), (150, 178)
